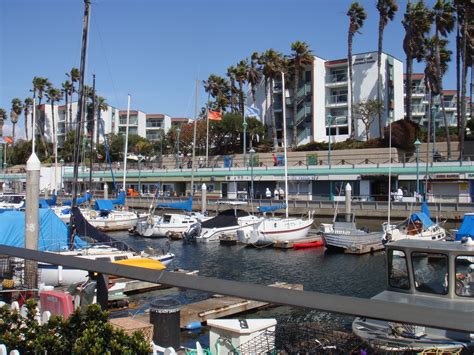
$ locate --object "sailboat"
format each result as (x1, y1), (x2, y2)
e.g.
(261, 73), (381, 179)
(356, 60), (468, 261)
(237, 72), (314, 246)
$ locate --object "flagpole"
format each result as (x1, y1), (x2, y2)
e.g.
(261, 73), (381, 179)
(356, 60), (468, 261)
(205, 93), (210, 168)
(191, 79), (198, 195)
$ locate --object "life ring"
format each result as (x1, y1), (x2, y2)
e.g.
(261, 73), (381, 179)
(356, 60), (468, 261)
(90, 210), (97, 219)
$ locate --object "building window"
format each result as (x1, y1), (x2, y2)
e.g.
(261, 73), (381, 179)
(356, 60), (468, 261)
(147, 118), (163, 128)
(119, 127), (138, 135)
(305, 71), (312, 83)
(119, 115), (138, 125)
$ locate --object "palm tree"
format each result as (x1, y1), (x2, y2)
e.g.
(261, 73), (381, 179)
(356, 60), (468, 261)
(23, 98), (33, 140)
(347, 2), (367, 139)
(290, 41), (313, 147)
(433, 0), (455, 159)
(235, 60), (248, 116)
(260, 49), (285, 151)
(0, 108), (5, 137)
(46, 85), (63, 165)
(10, 98), (22, 142)
(376, 0), (398, 137)
(95, 96), (108, 144)
(67, 67), (80, 128)
(402, 0), (432, 122)
(61, 80), (73, 134)
(203, 75), (230, 112)
(226, 66), (239, 113)
(423, 36), (452, 159)
(246, 52), (262, 106)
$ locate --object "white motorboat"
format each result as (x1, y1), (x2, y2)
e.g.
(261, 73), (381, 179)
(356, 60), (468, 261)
(84, 208), (142, 232)
(39, 245), (174, 286)
(135, 212), (210, 237)
(353, 238), (474, 352)
(383, 202), (446, 245)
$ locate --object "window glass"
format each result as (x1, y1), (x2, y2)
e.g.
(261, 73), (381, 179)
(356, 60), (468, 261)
(455, 256), (474, 297)
(412, 252), (448, 295)
(388, 249), (410, 290)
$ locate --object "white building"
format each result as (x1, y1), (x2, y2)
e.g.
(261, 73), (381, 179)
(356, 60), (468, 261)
(249, 51), (404, 145)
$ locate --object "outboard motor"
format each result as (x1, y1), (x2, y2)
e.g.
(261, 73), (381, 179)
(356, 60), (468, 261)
(183, 222), (201, 242)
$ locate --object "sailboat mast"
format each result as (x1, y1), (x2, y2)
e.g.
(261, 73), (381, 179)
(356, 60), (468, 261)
(32, 98), (36, 154)
(71, 0), (91, 208)
(89, 73), (96, 191)
(387, 117), (392, 227)
(281, 72), (289, 218)
(190, 79), (199, 195)
(122, 94), (131, 192)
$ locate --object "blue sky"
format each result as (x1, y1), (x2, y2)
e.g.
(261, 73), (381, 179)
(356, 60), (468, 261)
(0, 0), (457, 136)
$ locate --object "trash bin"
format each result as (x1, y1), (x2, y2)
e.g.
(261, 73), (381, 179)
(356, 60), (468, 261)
(149, 298), (181, 348)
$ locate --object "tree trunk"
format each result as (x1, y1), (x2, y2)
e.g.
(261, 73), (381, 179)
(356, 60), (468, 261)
(69, 91), (73, 135)
(238, 81), (244, 117)
(12, 123), (16, 142)
(270, 78), (278, 151)
(348, 31), (355, 139)
(377, 18), (384, 137)
(405, 55), (413, 121)
(65, 92), (69, 136)
(293, 63), (299, 148)
(24, 109), (29, 141)
(434, 30), (451, 159)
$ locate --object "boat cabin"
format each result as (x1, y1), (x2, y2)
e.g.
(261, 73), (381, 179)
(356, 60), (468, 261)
(386, 239), (474, 299)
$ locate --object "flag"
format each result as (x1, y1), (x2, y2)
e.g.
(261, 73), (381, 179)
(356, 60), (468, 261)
(4, 137), (13, 145)
(207, 110), (222, 121)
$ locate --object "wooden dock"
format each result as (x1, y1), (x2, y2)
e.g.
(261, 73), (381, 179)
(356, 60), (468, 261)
(272, 230), (322, 249)
(134, 282), (302, 328)
(343, 241), (384, 254)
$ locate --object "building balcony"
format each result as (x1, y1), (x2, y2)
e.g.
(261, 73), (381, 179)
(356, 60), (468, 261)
(326, 95), (348, 107)
(285, 83), (312, 106)
(146, 133), (162, 141)
(326, 115), (348, 126)
(325, 74), (348, 87)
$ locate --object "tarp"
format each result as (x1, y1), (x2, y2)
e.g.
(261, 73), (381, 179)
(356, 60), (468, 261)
(94, 200), (114, 211)
(94, 191), (126, 211)
(63, 192), (91, 206)
(409, 212), (434, 228)
(421, 201), (431, 219)
(0, 208), (87, 251)
(455, 214), (474, 241)
(258, 204), (287, 214)
(44, 194), (57, 206)
(39, 199), (51, 208)
(71, 207), (135, 252)
(157, 195), (193, 212)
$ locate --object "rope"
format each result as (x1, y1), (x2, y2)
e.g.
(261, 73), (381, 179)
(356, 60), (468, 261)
(98, 116), (117, 193)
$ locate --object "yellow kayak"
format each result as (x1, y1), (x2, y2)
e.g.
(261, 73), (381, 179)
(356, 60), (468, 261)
(113, 258), (166, 270)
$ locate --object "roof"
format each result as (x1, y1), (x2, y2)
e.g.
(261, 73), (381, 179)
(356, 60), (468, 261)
(119, 110), (139, 115)
(388, 239), (474, 253)
(146, 114), (165, 119)
(171, 117), (191, 122)
(404, 73), (425, 79)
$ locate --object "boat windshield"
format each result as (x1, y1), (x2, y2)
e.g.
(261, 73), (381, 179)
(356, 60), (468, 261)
(455, 256), (474, 298)
(388, 249), (410, 290)
(0, 195), (24, 204)
(412, 252), (448, 295)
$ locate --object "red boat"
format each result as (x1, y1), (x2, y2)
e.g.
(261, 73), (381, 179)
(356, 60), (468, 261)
(293, 240), (324, 249)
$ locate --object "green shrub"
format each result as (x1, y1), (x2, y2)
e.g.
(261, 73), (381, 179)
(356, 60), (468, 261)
(0, 300), (151, 354)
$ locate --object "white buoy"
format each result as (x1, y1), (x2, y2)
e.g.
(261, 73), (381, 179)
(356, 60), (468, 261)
(201, 183), (207, 213)
(345, 183), (352, 222)
(25, 153), (40, 289)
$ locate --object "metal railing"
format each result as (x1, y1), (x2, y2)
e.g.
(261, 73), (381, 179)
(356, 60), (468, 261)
(326, 95), (348, 105)
(326, 73), (347, 83)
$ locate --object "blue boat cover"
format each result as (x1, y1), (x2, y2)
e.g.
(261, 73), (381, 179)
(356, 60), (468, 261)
(44, 194), (57, 206)
(157, 195), (193, 212)
(0, 208), (87, 251)
(94, 191), (126, 211)
(39, 199), (50, 208)
(421, 201), (431, 219)
(409, 212), (434, 228)
(62, 192), (91, 206)
(258, 204), (287, 213)
(455, 214), (474, 241)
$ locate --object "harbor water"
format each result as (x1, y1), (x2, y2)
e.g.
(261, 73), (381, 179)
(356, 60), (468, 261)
(111, 217), (393, 348)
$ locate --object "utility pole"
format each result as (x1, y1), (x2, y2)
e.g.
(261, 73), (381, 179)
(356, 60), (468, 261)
(24, 153), (40, 289)
(190, 79), (198, 195)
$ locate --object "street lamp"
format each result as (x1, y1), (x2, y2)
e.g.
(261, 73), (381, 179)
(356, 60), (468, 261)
(60, 158), (65, 192)
(176, 127), (181, 169)
(242, 120), (248, 167)
(249, 147), (255, 199)
(327, 115), (335, 168)
(159, 133), (163, 168)
(415, 138), (421, 198)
